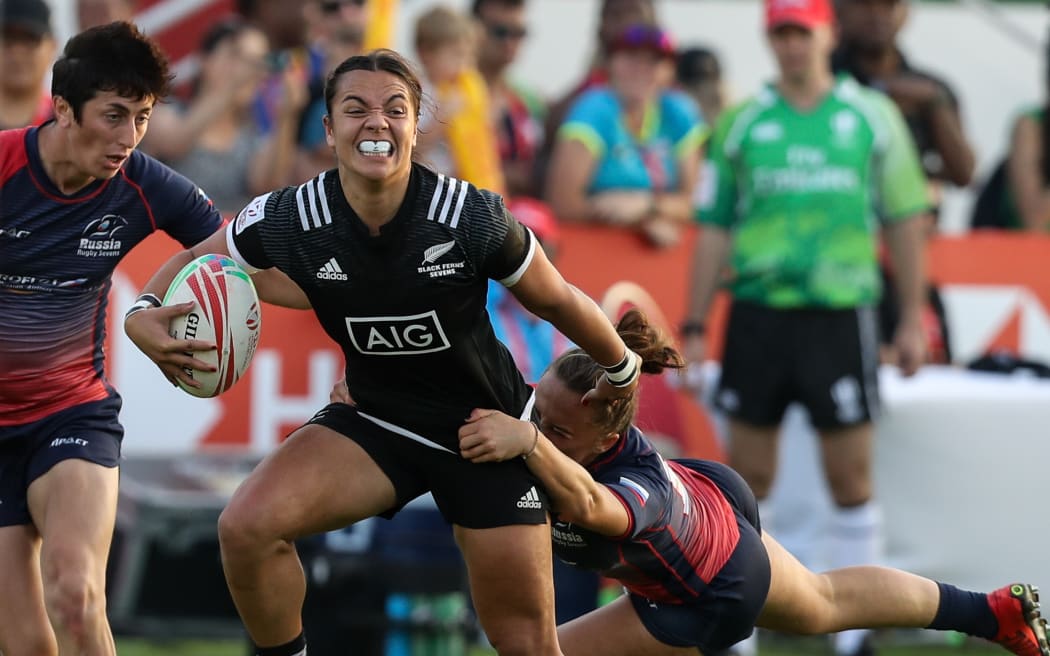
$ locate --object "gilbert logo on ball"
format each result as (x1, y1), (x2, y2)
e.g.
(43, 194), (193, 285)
(163, 254), (261, 398)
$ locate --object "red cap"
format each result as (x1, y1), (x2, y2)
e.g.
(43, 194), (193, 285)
(507, 197), (560, 244)
(765, 0), (834, 30)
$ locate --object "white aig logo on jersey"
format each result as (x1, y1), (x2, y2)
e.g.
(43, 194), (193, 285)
(346, 310), (451, 355)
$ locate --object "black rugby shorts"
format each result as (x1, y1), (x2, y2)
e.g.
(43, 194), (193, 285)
(0, 396), (123, 526)
(308, 402), (550, 528)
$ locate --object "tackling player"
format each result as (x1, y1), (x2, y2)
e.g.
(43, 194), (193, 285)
(461, 309), (1050, 656)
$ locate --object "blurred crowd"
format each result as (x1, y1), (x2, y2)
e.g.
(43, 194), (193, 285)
(4, 0), (1047, 231)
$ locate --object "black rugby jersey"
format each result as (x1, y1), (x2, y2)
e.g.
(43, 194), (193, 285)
(0, 125), (222, 425)
(228, 164), (537, 451)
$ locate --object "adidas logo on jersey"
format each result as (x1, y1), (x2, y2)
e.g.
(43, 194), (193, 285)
(517, 486), (543, 510)
(316, 257), (347, 281)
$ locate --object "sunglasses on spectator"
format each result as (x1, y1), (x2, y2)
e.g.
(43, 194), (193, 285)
(333, 26), (364, 46)
(320, 0), (365, 13)
(486, 22), (528, 41)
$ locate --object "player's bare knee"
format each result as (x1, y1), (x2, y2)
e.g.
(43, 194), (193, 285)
(217, 503), (291, 561)
(792, 574), (841, 635)
(217, 500), (265, 549)
(827, 479), (871, 507)
(41, 568), (103, 638)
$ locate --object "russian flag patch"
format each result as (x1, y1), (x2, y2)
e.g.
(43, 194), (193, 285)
(619, 476), (650, 505)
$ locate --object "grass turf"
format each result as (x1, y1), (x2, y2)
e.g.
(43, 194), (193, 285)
(115, 636), (1007, 655)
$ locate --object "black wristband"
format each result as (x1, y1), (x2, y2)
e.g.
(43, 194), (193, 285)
(136, 293), (163, 308)
(680, 320), (706, 337)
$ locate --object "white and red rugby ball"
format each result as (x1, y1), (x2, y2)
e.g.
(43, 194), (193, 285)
(163, 254), (261, 398)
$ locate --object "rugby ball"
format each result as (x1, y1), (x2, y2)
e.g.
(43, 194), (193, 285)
(163, 254), (261, 398)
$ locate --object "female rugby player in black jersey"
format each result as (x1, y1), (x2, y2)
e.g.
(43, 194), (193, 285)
(460, 309), (1049, 656)
(126, 48), (644, 656)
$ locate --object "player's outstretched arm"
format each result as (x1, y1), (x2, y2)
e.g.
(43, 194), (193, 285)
(458, 409), (630, 536)
(508, 247), (641, 404)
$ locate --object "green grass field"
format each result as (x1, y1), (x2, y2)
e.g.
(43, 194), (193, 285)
(115, 635), (1008, 655)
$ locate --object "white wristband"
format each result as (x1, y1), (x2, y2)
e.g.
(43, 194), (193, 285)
(605, 351), (641, 388)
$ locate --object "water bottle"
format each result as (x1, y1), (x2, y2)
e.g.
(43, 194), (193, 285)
(385, 593), (413, 656)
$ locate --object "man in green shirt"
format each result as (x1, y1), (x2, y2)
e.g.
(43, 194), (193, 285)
(682, 0), (928, 654)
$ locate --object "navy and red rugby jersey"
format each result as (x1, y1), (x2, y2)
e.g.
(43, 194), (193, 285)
(0, 124), (223, 426)
(551, 426), (742, 605)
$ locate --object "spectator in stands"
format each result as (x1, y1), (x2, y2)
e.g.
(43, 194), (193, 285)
(296, 0), (368, 179)
(0, 0), (55, 130)
(1002, 112), (1050, 230)
(676, 46), (726, 127)
(77, 0), (135, 30)
(143, 19), (305, 216)
(236, 0), (314, 136)
(414, 4), (505, 193)
(544, 24), (706, 249)
(472, 0), (547, 198)
(675, 45), (727, 213)
(681, 1), (930, 654)
(538, 0), (656, 188)
(879, 263), (952, 366)
(972, 35), (1050, 232)
(832, 0), (976, 207)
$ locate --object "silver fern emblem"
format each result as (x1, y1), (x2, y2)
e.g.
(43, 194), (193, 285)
(422, 240), (456, 265)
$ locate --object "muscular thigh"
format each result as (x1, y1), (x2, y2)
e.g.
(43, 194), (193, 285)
(227, 419), (399, 539)
(756, 531), (830, 633)
(455, 522), (557, 632)
(559, 596), (698, 656)
(27, 459), (120, 565)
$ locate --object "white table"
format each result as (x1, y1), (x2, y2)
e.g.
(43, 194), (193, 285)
(697, 365), (1050, 592)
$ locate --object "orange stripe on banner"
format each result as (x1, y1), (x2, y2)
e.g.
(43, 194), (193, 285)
(106, 226), (1050, 453)
(986, 306), (1023, 355)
